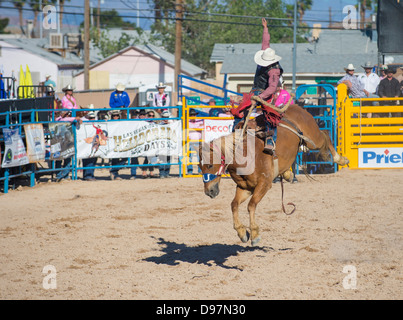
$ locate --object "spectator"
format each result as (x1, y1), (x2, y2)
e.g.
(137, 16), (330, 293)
(61, 84), (79, 109)
(82, 111), (97, 181)
(55, 84), (82, 182)
(109, 83), (130, 110)
(135, 109), (156, 178)
(44, 74), (56, 89)
(358, 62), (380, 98)
(337, 64), (370, 99)
(218, 107), (232, 117)
(379, 65), (388, 80)
(46, 85), (61, 109)
(109, 110), (129, 180)
(187, 108), (203, 175)
(158, 110), (172, 178)
(208, 98), (220, 117)
(378, 67), (400, 106)
(153, 82), (170, 115)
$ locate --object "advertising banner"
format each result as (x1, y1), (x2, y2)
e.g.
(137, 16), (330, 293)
(24, 123), (46, 162)
(49, 122), (75, 160)
(76, 120), (182, 159)
(1, 128), (29, 168)
(203, 119), (234, 143)
(358, 147), (403, 168)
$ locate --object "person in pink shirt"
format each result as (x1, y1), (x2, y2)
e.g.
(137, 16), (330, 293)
(187, 108), (203, 174)
(57, 84), (82, 123)
(231, 18), (283, 154)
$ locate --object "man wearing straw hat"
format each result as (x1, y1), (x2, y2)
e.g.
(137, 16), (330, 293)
(109, 83), (130, 109)
(337, 63), (368, 98)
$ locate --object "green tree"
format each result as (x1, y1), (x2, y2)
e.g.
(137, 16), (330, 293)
(0, 17), (10, 34)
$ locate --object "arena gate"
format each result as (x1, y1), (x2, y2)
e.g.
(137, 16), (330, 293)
(337, 83), (403, 169)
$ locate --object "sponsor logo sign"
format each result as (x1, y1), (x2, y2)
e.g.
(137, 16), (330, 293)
(359, 147), (403, 168)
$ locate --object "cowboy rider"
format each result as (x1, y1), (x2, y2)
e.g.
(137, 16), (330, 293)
(231, 18), (283, 155)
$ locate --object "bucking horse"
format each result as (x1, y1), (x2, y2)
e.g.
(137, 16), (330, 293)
(198, 96), (349, 246)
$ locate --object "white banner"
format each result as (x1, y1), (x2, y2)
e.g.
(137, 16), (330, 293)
(203, 119), (234, 143)
(24, 123), (46, 162)
(1, 128), (29, 168)
(76, 120), (182, 159)
(358, 147), (403, 168)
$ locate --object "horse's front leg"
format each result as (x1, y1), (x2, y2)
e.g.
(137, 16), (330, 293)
(248, 181), (271, 246)
(231, 186), (251, 243)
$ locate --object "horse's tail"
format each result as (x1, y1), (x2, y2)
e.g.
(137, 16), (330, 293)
(317, 130), (332, 162)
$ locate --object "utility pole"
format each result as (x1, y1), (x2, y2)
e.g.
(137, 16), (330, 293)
(84, 0), (90, 90)
(97, 0), (101, 39)
(292, 0), (297, 93)
(174, 0), (183, 105)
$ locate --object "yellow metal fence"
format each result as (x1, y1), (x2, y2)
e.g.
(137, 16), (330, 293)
(337, 84), (403, 169)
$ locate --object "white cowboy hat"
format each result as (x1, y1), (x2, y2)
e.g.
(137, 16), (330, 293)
(62, 84), (75, 91)
(45, 74), (51, 78)
(344, 63), (356, 71)
(115, 83), (125, 91)
(254, 47), (282, 67)
(156, 82), (166, 89)
(87, 104), (95, 109)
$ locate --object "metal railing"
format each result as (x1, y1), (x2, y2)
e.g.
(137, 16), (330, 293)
(0, 105), (182, 193)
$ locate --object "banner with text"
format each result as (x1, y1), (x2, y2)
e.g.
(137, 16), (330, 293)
(203, 119), (234, 143)
(76, 120), (182, 159)
(359, 147), (403, 168)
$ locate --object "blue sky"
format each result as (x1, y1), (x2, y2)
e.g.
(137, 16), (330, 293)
(0, 0), (375, 30)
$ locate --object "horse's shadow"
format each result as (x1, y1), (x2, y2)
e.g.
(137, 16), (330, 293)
(142, 237), (278, 271)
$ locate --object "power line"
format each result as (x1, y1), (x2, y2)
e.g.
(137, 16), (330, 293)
(0, 4), (355, 30)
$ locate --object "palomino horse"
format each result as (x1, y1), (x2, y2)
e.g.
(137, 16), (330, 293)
(199, 103), (349, 246)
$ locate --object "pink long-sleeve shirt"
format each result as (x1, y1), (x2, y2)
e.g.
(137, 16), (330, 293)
(258, 27), (281, 101)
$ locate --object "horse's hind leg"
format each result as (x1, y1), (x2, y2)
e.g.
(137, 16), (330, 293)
(247, 181), (270, 246)
(231, 187), (251, 243)
(319, 131), (349, 166)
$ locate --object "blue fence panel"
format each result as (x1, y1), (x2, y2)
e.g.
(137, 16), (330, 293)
(0, 105), (182, 193)
(295, 84), (338, 174)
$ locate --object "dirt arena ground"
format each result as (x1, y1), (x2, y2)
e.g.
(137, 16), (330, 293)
(0, 167), (402, 300)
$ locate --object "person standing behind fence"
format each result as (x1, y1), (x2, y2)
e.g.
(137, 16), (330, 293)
(82, 111), (97, 181)
(153, 82), (170, 115)
(358, 62), (380, 98)
(158, 110), (172, 178)
(55, 84), (81, 182)
(44, 75), (56, 89)
(378, 68), (400, 107)
(109, 110), (131, 180)
(109, 83), (130, 119)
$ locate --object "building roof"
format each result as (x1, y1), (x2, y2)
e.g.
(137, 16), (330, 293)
(212, 29), (403, 75)
(75, 43), (207, 77)
(1, 37), (87, 68)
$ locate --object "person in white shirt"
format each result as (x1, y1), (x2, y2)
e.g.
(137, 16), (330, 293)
(357, 62), (380, 115)
(358, 62), (380, 97)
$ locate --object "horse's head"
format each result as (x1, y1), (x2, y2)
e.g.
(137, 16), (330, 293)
(198, 142), (226, 199)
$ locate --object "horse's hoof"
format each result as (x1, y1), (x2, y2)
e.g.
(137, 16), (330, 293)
(240, 230), (250, 243)
(251, 236), (261, 246)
